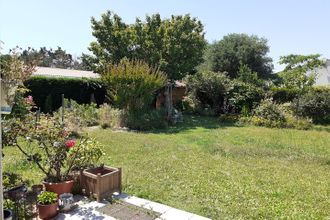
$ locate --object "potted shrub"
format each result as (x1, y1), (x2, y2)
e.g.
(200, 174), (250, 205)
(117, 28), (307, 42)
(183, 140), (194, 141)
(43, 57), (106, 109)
(3, 108), (104, 196)
(37, 191), (58, 219)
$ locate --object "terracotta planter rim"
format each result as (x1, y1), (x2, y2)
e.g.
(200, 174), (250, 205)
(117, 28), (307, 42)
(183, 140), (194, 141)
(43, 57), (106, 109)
(37, 201), (58, 207)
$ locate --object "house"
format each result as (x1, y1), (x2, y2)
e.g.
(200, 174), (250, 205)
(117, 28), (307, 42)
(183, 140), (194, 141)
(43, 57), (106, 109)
(314, 59), (330, 86)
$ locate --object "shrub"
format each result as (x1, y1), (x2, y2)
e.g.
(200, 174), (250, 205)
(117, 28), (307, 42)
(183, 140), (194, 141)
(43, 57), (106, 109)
(228, 79), (264, 113)
(25, 76), (106, 112)
(99, 104), (126, 129)
(293, 86), (330, 124)
(271, 87), (299, 103)
(126, 109), (168, 131)
(101, 59), (167, 112)
(239, 99), (313, 129)
(253, 98), (286, 123)
(184, 71), (231, 115)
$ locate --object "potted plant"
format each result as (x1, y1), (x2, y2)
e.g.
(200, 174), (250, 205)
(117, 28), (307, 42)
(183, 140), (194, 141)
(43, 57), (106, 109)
(37, 191), (58, 219)
(3, 107), (104, 196)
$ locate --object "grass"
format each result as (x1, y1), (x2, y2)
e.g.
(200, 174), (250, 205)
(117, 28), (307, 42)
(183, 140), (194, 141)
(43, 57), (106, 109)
(3, 116), (330, 219)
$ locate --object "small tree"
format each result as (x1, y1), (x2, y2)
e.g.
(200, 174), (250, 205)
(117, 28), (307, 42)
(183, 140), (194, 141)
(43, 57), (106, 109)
(101, 59), (167, 112)
(278, 54), (325, 92)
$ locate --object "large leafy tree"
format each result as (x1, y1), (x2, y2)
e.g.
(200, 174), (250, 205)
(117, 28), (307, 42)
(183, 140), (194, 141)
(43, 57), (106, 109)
(204, 33), (273, 79)
(87, 11), (206, 80)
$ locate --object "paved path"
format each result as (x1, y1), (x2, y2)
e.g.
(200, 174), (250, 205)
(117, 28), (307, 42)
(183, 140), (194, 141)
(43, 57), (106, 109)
(55, 193), (211, 220)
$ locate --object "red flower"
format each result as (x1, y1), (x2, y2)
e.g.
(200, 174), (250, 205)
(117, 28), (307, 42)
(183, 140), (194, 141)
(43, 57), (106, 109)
(65, 139), (75, 148)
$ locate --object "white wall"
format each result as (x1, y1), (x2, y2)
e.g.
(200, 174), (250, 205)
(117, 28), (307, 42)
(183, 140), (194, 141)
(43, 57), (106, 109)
(315, 60), (330, 86)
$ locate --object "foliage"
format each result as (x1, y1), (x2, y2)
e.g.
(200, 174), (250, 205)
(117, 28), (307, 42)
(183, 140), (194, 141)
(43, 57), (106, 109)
(126, 109), (168, 130)
(20, 46), (89, 70)
(37, 191), (57, 205)
(3, 172), (26, 191)
(270, 87), (300, 103)
(24, 76), (105, 112)
(204, 33), (273, 78)
(293, 86), (330, 124)
(88, 11), (206, 80)
(240, 99), (313, 129)
(3, 111), (104, 182)
(0, 47), (35, 83)
(277, 54), (325, 92)
(69, 138), (105, 170)
(101, 59), (167, 112)
(184, 71), (232, 115)
(99, 104), (126, 129)
(253, 98), (286, 123)
(228, 79), (264, 113)
(56, 99), (100, 128)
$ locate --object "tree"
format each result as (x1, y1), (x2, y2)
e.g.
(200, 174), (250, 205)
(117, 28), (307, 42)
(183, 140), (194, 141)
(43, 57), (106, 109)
(20, 46), (89, 70)
(204, 33), (273, 79)
(87, 11), (206, 80)
(278, 54), (325, 92)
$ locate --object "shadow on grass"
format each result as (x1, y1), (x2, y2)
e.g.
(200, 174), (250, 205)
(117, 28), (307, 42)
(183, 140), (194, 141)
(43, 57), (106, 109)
(144, 115), (240, 134)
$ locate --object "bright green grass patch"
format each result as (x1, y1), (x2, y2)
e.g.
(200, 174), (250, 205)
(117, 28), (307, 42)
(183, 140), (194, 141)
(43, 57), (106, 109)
(3, 116), (330, 219)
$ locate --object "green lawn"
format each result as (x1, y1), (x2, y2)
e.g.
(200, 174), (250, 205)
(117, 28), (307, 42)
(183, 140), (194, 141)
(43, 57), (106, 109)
(4, 116), (330, 219)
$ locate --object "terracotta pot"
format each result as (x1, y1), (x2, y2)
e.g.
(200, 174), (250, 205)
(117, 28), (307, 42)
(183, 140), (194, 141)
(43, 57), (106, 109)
(43, 180), (74, 196)
(37, 201), (58, 219)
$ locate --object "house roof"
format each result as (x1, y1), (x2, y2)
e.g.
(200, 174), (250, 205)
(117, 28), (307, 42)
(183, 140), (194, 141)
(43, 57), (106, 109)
(33, 66), (100, 79)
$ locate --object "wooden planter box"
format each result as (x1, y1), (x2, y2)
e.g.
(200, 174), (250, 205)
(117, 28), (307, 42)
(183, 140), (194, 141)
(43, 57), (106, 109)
(80, 166), (122, 202)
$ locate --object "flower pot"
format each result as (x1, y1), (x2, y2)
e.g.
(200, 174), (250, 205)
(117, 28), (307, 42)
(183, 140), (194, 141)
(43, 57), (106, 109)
(43, 180), (74, 196)
(37, 201), (58, 220)
(4, 209), (13, 220)
(80, 166), (122, 202)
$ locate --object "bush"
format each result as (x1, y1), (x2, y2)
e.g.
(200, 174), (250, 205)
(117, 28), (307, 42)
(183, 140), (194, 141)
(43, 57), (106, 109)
(126, 109), (168, 131)
(101, 59), (167, 112)
(293, 86), (330, 124)
(25, 76), (106, 112)
(99, 104), (126, 129)
(184, 71), (231, 115)
(239, 99), (313, 129)
(253, 98), (286, 123)
(271, 87), (299, 103)
(228, 79), (264, 113)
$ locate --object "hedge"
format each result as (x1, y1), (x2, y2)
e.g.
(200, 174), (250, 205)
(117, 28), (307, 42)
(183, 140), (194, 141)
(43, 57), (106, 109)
(24, 76), (106, 112)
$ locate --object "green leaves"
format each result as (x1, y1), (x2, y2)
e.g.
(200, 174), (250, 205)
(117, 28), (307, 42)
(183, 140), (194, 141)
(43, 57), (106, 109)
(278, 54), (325, 92)
(37, 191), (57, 205)
(88, 11), (206, 80)
(204, 33), (273, 79)
(101, 59), (166, 112)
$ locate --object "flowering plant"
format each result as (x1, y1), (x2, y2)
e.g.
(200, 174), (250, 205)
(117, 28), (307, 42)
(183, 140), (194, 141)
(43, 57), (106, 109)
(3, 111), (104, 183)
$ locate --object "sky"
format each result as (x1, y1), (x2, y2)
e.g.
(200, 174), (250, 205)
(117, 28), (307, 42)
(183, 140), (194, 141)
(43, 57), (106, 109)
(0, 0), (329, 71)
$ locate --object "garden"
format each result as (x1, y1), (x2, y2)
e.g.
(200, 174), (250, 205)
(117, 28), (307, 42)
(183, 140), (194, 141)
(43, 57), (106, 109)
(0, 10), (329, 220)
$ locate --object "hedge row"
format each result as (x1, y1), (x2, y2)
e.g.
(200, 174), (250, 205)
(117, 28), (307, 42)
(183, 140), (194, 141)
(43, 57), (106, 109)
(24, 76), (106, 112)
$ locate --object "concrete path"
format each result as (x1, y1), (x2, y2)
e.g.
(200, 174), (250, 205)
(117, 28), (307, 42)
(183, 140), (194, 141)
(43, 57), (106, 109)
(55, 193), (211, 220)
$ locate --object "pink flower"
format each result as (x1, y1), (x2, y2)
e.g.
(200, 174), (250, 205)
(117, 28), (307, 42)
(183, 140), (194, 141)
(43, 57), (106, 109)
(65, 139), (76, 149)
(27, 95), (33, 102)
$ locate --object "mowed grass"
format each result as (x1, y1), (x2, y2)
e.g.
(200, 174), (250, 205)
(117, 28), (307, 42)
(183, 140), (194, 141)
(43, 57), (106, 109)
(3, 116), (330, 219)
